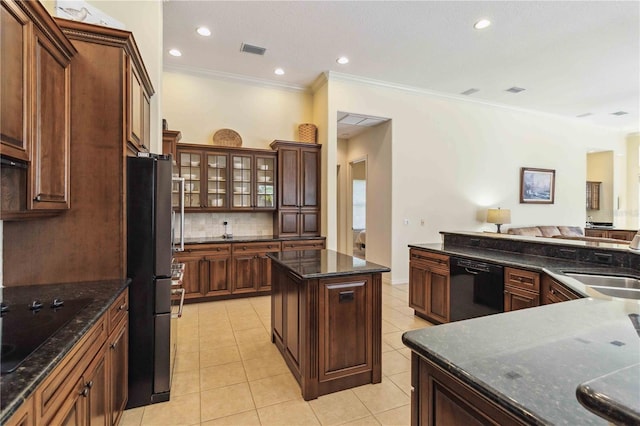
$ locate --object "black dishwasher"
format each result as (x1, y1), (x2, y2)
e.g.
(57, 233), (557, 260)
(450, 257), (504, 321)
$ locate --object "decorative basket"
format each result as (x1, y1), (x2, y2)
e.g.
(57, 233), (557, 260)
(298, 123), (317, 143)
(212, 129), (242, 146)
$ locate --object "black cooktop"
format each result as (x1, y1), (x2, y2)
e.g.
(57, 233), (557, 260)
(1, 298), (91, 374)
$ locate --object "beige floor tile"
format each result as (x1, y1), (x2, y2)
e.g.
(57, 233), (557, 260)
(200, 329), (237, 348)
(177, 326), (199, 341)
(200, 345), (241, 368)
(201, 382), (256, 422)
(238, 340), (281, 361)
(308, 389), (371, 425)
(233, 326), (270, 346)
(198, 301), (228, 314)
(248, 372), (302, 408)
(201, 409), (261, 425)
(172, 369), (201, 396)
(381, 341), (395, 353)
(229, 314), (265, 331)
(174, 350), (200, 373)
(397, 347), (413, 360)
(352, 380), (409, 414)
(141, 392), (200, 426)
(200, 361), (248, 391)
(176, 335), (200, 354)
(387, 371), (412, 397)
(381, 319), (401, 334)
(374, 404), (411, 426)
(340, 415), (381, 425)
(199, 313), (232, 329)
(257, 399), (320, 425)
(119, 406), (144, 426)
(381, 350), (411, 376)
(382, 331), (406, 350)
(243, 354), (290, 381)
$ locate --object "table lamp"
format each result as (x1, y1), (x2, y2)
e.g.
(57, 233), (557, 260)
(487, 208), (511, 233)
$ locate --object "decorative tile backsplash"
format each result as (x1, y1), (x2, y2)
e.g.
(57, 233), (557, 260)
(180, 212), (273, 238)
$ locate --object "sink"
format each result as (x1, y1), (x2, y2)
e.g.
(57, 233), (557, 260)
(564, 272), (640, 300)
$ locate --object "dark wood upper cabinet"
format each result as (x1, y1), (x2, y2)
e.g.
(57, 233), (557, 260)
(1, 0), (76, 219)
(271, 140), (321, 237)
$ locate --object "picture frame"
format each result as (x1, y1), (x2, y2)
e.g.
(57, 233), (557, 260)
(520, 167), (555, 204)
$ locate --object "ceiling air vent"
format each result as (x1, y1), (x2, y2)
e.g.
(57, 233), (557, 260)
(240, 43), (266, 56)
(505, 87), (526, 93)
(576, 113), (593, 118)
(611, 111), (628, 116)
(461, 88), (479, 96)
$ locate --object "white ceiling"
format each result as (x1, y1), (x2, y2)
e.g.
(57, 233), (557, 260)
(163, 1), (640, 133)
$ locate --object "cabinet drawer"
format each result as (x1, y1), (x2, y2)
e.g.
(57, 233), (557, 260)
(543, 276), (581, 304)
(281, 239), (325, 251)
(232, 241), (281, 255)
(108, 289), (129, 335)
(409, 249), (449, 270)
(183, 243), (231, 255)
(504, 267), (540, 292)
(36, 316), (107, 422)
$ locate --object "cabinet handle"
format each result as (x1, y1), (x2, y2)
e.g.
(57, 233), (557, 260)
(339, 291), (355, 303)
(217, 247), (221, 251)
(111, 341), (118, 349)
(86, 380), (93, 389)
(549, 288), (556, 295)
(243, 246), (247, 250)
(80, 388), (89, 397)
(118, 303), (127, 311)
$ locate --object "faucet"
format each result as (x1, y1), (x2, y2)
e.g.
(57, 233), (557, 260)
(586, 216), (593, 227)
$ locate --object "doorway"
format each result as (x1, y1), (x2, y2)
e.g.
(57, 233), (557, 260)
(349, 159), (367, 259)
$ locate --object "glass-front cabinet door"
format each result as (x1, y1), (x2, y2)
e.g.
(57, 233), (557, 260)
(179, 151), (202, 208)
(206, 153), (228, 208)
(171, 158), (181, 208)
(232, 154), (252, 208)
(255, 155), (275, 209)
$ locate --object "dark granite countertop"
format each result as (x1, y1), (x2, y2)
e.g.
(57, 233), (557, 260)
(0, 279), (129, 424)
(402, 298), (640, 425)
(405, 231), (640, 424)
(267, 249), (390, 279)
(181, 235), (325, 245)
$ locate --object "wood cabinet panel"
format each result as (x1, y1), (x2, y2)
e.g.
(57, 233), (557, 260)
(504, 267), (540, 293)
(271, 141), (321, 237)
(1, 0), (75, 219)
(281, 239), (325, 251)
(608, 230), (635, 241)
(108, 318), (128, 426)
(0, 0), (29, 160)
(584, 229), (607, 238)
(412, 353), (526, 426)
(4, 395), (33, 426)
(85, 346), (109, 426)
(542, 275), (581, 305)
(504, 285), (539, 311)
(173, 253), (205, 300)
(203, 255), (232, 296)
(408, 249), (450, 323)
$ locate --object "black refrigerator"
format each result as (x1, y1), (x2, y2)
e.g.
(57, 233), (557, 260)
(126, 154), (173, 408)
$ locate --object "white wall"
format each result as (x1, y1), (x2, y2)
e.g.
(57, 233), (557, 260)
(336, 138), (349, 253)
(626, 133), (640, 229)
(344, 123), (393, 280)
(163, 71), (313, 149)
(324, 75), (626, 284)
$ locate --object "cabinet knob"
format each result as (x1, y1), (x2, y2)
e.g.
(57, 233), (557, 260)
(119, 303), (127, 311)
(80, 388), (89, 397)
(111, 341), (118, 349)
(86, 380), (94, 389)
(217, 247), (221, 251)
(243, 246), (247, 250)
(34, 195), (41, 202)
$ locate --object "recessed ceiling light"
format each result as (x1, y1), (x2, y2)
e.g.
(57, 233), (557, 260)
(336, 56), (349, 65)
(168, 48), (182, 57)
(474, 19), (491, 30)
(196, 26), (211, 37)
(505, 86), (526, 93)
(576, 113), (593, 118)
(611, 111), (628, 116)
(274, 68), (285, 76)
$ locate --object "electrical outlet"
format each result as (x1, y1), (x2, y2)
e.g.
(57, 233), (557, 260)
(421, 219), (425, 226)
(403, 219), (409, 225)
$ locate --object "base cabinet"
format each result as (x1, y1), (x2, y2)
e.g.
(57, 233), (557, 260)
(411, 353), (526, 425)
(408, 249), (450, 324)
(271, 262), (382, 400)
(585, 228), (635, 241)
(5, 290), (129, 426)
(503, 267), (540, 312)
(542, 275), (581, 304)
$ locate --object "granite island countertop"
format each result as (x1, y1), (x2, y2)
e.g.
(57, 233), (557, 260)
(267, 249), (390, 279)
(0, 279), (129, 424)
(405, 231), (640, 424)
(402, 298), (640, 425)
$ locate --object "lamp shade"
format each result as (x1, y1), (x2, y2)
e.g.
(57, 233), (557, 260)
(487, 208), (511, 225)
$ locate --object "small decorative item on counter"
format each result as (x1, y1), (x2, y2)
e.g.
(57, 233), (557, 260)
(298, 123), (317, 143)
(162, 118), (168, 130)
(212, 128), (242, 146)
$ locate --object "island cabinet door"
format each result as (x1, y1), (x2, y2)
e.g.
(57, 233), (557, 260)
(318, 276), (372, 382)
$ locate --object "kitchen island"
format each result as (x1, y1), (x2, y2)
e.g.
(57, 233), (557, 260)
(268, 249), (390, 400)
(404, 231), (640, 425)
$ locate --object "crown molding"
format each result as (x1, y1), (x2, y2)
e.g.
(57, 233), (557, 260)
(163, 64), (309, 93)
(324, 71), (635, 132)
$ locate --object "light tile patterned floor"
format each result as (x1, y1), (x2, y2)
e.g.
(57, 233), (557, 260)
(120, 282), (432, 426)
